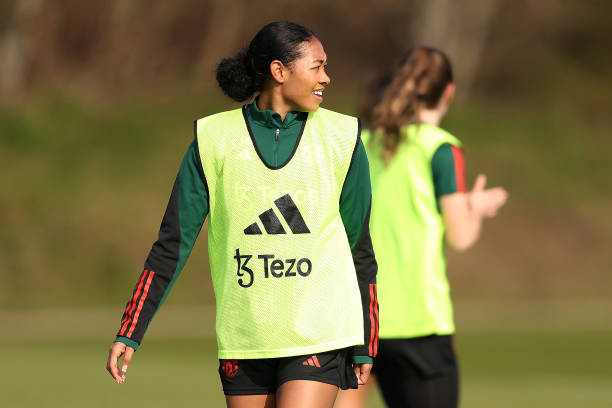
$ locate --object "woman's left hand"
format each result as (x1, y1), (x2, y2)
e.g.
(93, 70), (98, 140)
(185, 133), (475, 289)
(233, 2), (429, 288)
(353, 363), (373, 385)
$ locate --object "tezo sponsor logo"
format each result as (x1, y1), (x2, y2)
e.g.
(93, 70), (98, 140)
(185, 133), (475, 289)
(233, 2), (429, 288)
(234, 249), (312, 288)
(236, 193), (313, 288)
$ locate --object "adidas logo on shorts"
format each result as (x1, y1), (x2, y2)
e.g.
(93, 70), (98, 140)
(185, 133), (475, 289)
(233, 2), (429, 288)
(301, 355), (321, 367)
(244, 194), (310, 235)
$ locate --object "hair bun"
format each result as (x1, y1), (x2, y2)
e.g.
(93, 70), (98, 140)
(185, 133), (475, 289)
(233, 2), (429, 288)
(216, 51), (255, 102)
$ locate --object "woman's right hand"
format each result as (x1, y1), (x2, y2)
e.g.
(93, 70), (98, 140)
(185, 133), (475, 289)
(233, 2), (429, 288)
(441, 173), (508, 251)
(106, 341), (135, 384)
(468, 174), (508, 218)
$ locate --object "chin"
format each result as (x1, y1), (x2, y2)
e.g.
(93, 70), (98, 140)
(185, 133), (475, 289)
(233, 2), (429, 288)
(293, 99), (321, 113)
(306, 101), (322, 112)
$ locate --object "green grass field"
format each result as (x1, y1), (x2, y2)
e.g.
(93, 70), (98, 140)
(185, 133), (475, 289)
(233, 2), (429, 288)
(2, 330), (611, 407)
(1, 94), (610, 407)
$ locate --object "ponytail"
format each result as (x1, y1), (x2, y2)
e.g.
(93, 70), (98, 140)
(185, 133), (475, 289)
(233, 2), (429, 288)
(370, 47), (453, 156)
(216, 51), (256, 102)
(216, 21), (316, 102)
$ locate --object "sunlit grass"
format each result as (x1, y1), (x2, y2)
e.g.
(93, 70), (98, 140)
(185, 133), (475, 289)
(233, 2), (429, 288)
(2, 330), (611, 408)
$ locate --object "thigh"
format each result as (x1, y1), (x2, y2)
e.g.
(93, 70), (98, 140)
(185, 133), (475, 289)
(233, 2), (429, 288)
(334, 374), (377, 408)
(226, 394), (275, 408)
(276, 379), (338, 408)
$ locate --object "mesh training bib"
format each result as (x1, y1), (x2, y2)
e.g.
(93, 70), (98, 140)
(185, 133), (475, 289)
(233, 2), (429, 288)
(364, 124), (461, 338)
(196, 107), (364, 358)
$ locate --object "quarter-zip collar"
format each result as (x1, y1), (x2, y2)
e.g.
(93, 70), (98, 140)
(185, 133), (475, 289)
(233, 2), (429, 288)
(247, 98), (308, 130)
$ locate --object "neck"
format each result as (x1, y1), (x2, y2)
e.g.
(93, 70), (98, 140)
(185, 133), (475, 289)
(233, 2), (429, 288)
(416, 108), (445, 127)
(257, 88), (292, 121)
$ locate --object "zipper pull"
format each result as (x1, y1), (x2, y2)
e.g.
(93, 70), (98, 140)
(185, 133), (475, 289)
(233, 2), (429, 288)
(275, 128), (279, 141)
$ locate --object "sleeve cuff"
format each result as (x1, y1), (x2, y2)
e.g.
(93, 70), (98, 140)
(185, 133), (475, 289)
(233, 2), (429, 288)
(352, 355), (373, 364)
(115, 336), (140, 351)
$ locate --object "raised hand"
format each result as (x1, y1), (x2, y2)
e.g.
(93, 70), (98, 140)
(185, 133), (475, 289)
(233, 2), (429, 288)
(469, 174), (508, 219)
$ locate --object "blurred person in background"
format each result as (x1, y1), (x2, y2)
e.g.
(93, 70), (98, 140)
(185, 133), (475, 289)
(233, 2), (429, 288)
(105, 21), (379, 408)
(335, 47), (507, 408)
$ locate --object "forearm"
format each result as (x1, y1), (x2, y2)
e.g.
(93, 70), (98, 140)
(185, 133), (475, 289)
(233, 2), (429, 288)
(116, 181), (183, 347)
(351, 202), (379, 360)
(442, 192), (482, 252)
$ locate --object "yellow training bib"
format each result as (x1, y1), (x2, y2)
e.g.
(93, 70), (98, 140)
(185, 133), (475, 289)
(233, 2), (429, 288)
(196, 107), (364, 358)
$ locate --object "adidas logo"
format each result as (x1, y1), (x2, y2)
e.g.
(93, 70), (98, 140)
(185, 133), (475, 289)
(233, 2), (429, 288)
(301, 355), (321, 367)
(244, 194), (310, 235)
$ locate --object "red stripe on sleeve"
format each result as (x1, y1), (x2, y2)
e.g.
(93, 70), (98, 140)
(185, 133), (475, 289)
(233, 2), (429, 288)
(373, 284), (379, 356)
(119, 270), (148, 336)
(126, 271), (155, 337)
(368, 284), (376, 356)
(450, 146), (466, 192)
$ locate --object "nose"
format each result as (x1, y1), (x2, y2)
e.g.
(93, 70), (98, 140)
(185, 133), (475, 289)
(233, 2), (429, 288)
(320, 69), (330, 86)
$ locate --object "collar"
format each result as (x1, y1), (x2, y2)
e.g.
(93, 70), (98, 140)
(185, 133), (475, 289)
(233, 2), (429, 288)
(246, 98), (307, 130)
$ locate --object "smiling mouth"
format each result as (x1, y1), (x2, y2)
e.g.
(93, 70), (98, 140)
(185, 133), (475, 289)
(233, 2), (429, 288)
(312, 90), (323, 98)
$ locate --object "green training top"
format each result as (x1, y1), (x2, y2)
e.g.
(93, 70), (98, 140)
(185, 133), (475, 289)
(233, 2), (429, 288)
(198, 107), (364, 358)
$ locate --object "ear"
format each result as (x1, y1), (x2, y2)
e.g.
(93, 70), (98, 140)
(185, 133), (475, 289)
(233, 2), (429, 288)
(270, 60), (289, 84)
(443, 83), (456, 103)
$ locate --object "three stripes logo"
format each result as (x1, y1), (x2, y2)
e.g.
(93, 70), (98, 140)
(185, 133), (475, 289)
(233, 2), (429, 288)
(244, 194), (310, 235)
(118, 269), (155, 338)
(301, 355), (321, 367)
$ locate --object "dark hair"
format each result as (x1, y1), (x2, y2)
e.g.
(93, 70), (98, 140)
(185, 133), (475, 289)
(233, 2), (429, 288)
(216, 21), (316, 102)
(371, 47), (453, 156)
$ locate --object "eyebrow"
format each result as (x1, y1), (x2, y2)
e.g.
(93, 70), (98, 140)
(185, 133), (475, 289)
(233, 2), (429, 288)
(311, 59), (326, 64)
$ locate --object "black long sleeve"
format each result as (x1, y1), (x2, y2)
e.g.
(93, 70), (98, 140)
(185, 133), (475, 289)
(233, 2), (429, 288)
(115, 139), (208, 349)
(339, 137), (379, 361)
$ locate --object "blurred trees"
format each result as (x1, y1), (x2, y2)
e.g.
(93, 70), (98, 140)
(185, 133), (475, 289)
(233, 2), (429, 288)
(0, 0), (214, 93)
(0, 0), (610, 106)
(413, 0), (502, 98)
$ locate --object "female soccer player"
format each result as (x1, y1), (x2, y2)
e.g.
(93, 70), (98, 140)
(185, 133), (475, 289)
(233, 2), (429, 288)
(336, 47), (507, 408)
(105, 21), (379, 408)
